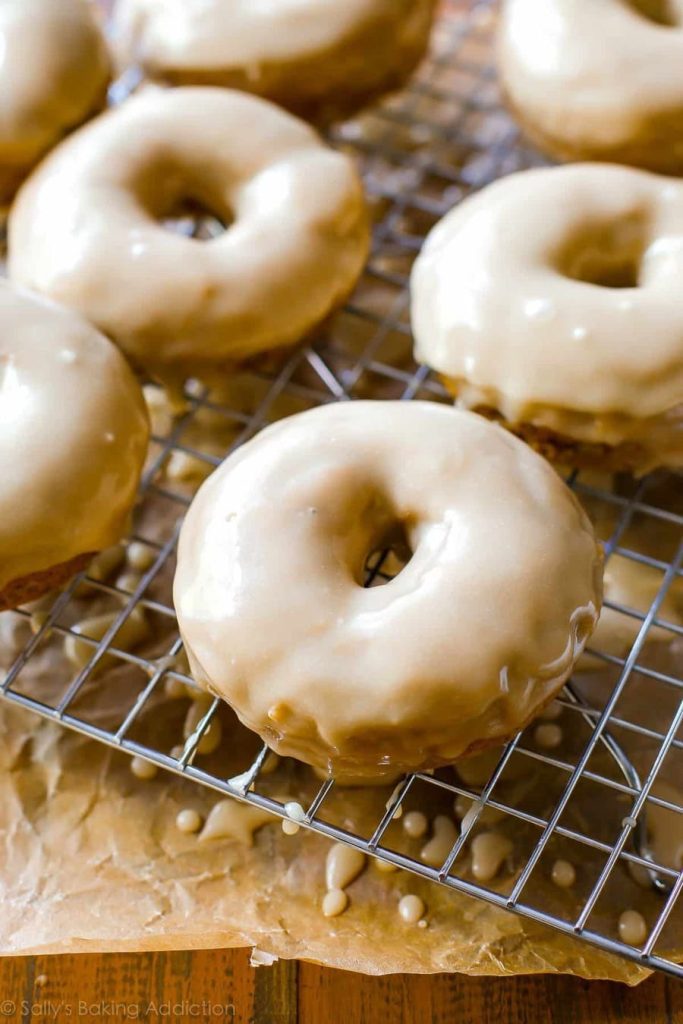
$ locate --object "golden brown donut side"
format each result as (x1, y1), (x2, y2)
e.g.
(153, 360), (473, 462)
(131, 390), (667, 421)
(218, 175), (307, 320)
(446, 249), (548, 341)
(502, 88), (683, 177)
(114, 0), (437, 123)
(440, 378), (681, 475)
(0, 553), (95, 613)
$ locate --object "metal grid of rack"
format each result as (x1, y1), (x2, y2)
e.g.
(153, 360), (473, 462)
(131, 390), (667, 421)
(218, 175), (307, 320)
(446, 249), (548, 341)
(1, 0), (682, 978)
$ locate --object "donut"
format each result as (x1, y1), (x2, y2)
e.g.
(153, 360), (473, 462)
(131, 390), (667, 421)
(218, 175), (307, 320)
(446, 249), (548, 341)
(0, 0), (110, 204)
(174, 401), (602, 779)
(411, 164), (683, 473)
(0, 282), (149, 612)
(112, 0), (436, 123)
(8, 87), (370, 383)
(498, 0), (683, 173)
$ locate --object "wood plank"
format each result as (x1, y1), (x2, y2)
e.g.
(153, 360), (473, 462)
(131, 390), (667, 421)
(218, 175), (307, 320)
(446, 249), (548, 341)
(253, 957), (298, 1024)
(0, 951), (679, 1023)
(297, 963), (680, 1024)
(0, 950), (258, 1023)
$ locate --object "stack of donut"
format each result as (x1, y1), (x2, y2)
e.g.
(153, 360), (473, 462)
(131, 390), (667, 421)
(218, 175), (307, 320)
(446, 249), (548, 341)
(7, 0), (682, 781)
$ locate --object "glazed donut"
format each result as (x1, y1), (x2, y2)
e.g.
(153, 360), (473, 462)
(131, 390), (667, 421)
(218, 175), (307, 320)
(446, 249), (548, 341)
(8, 87), (369, 382)
(113, 0), (436, 122)
(498, 0), (683, 173)
(0, 0), (110, 203)
(174, 401), (602, 779)
(0, 282), (149, 612)
(411, 164), (683, 473)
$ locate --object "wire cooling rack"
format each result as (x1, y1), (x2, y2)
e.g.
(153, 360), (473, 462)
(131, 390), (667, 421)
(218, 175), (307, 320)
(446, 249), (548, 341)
(2, 0), (683, 979)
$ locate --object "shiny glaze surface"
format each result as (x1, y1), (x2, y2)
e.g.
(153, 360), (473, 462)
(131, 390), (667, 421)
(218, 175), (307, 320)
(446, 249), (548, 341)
(0, 282), (149, 592)
(174, 401), (602, 778)
(411, 165), (683, 466)
(8, 87), (370, 378)
(0, 0), (110, 196)
(499, 0), (683, 171)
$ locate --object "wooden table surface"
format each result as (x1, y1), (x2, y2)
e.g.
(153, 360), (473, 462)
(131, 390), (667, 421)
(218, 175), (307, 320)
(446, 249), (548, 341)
(0, 949), (680, 1023)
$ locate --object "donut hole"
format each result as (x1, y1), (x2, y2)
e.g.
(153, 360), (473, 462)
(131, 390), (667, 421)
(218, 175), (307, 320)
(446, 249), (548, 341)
(569, 251), (640, 290)
(363, 520), (414, 587)
(160, 195), (233, 239)
(556, 213), (651, 289)
(134, 160), (235, 239)
(628, 0), (682, 27)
